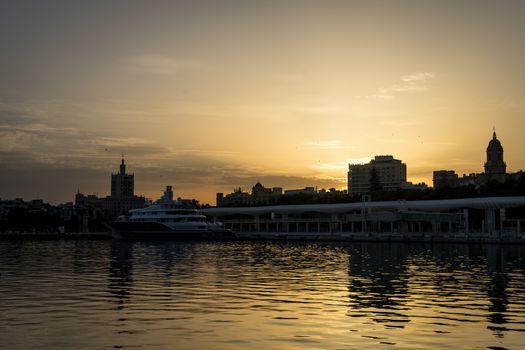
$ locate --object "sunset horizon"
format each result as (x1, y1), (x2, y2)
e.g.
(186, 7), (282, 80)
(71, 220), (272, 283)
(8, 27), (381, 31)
(2, 1), (525, 204)
(3, 2), (525, 350)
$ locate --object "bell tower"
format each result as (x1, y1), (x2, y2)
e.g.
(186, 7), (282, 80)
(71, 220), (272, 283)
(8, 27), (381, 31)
(484, 128), (506, 176)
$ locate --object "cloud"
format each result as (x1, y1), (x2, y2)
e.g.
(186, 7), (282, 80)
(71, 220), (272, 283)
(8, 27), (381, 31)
(1, 101), (347, 203)
(124, 54), (208, 75)
(0, 113), (172, 170)
(379, 72), (436, 94)
(355, 72), (436, 100)
(0, 145), (348, 203)
(400, 72), (435, 83)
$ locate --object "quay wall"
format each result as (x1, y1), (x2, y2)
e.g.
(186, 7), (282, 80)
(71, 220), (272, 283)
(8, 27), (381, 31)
(233, 231), (525, 244)
(1, 230), (525, 244)
(0, 231), (112, 239)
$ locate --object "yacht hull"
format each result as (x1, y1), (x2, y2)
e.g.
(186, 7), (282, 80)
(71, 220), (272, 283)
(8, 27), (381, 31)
(110, 221), (236, 240)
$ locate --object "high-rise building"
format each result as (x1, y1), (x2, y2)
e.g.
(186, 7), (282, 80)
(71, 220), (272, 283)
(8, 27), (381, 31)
(106, 157), (144, 216)
(111, 156), (134, 198)
(348, 155), (407, 195)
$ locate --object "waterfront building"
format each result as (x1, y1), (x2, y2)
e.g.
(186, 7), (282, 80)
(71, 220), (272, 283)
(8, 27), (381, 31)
(348, 155), (407, 195)
(75, 192), (103, 208)
(252, 182), (283, 204)
(216, 183), (283, 206)
(458, 173), (481, 187)
(433, 170), (459, 189)
(217, 184), (348, 207)
(0, 198), (48, 219)
(216, 188), (252, 207)
(432, 129), (511, 188)
(401, 181), (429, 191)
(203, 197), (525, 238)
(74, 158), (145, 218)
(105, 158), (145, 216)
(111, 156), (134, 198)
(484, 129), (507, 182)
(0, 198), (59, 232)
(104, 196), (145, 217)
(284, 187), (316, 196)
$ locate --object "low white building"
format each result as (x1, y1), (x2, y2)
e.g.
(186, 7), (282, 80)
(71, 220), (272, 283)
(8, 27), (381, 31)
(203, 196), (525, 237)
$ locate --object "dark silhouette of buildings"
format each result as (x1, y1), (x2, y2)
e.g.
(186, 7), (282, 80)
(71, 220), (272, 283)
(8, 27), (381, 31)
(347, 155), (427, 195)
(216, 182), (283, 207)
(433, 170), (459, 188)
(348, 155), (407, 195)
(484, 129), (507, 181)
(74, 157), (145, 222)
(433, 129), (519, 189)
(111, 156), (134, 198)
(216, 182), (348, 207)
(105, 157), (144, 216)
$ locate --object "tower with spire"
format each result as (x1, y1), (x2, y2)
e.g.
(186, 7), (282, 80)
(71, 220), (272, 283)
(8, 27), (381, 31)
(484, 128), (506, 179)
(111, 155), (135, 198)
(104, 156), (145, 217)
(119, 153), (126, 175)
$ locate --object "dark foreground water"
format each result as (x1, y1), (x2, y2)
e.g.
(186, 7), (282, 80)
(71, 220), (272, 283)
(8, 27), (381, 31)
(1, 241), (525, 350)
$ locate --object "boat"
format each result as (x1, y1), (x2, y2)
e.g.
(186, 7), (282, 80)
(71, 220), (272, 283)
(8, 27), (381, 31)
(110, 186), (235, 240)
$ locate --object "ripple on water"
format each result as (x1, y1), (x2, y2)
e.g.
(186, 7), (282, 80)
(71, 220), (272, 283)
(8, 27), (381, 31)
(1, 241), (525, 350)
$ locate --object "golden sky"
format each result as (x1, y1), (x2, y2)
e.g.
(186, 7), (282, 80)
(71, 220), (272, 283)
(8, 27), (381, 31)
(1, 1), (524, 204)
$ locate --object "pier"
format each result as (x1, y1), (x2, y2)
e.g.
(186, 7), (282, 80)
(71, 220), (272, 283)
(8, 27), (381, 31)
(203, 196), (525, 243)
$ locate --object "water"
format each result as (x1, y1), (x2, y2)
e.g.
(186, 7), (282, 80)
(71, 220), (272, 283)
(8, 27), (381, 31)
(1, 241), (525, 349)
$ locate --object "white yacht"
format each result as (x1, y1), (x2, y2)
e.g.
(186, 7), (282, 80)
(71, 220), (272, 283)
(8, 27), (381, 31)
(110, 186), (234, 240)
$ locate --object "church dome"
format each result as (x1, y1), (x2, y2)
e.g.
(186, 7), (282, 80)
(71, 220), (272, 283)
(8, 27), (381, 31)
(484, 129), (506, 176)
(487, 131), (503, 152)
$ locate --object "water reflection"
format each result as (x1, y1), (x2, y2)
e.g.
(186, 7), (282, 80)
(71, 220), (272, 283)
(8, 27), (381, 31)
(108, 241), (135, 305)
(347, 243), (410, 326)
(1, 240), (525, 349)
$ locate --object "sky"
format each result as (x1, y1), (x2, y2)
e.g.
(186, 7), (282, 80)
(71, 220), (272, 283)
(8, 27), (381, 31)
(1, 0), (525, 204)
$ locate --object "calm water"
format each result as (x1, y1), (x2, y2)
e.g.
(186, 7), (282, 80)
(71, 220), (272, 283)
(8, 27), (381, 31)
(1, 241), (525, 349)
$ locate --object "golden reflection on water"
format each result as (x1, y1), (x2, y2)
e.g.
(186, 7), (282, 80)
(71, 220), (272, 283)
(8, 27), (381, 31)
(1, 241), (524, 349)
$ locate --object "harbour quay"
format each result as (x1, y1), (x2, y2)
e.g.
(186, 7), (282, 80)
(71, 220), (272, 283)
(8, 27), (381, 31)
(202, 196), (525, 243)
(0, 231), (112, 240)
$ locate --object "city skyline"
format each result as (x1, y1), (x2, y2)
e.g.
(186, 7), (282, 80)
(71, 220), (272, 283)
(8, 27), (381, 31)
(2, 128), (520, 205)
(1, 1), (525, 204)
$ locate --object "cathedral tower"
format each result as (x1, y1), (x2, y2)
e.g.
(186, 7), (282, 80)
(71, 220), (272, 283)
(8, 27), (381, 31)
(484, 129), (506, 176)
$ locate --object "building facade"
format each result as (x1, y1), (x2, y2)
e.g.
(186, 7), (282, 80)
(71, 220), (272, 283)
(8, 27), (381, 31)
(348, 155), (407, 195)
(216, 188), (252, 207)
(432, 129), (510, 188)
(433, 170), (459, 189)
(484, 129), (507, 182)
(216, 183), (283, 207)
(111, 157), (134, 198)
(107, 157), (144, 216)
(216, 183), (347, 207)
(75, 157), (145, 218)
(203, 197), (525, 237)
